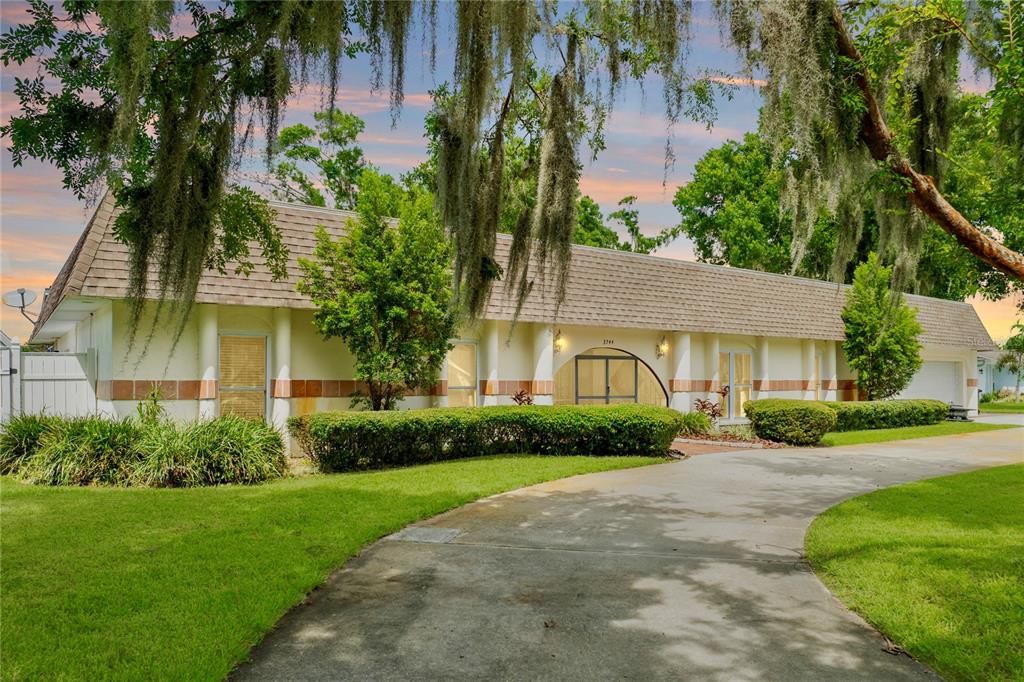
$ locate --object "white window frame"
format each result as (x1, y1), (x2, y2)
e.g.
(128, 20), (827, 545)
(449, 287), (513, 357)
(720, 350), (753, 422)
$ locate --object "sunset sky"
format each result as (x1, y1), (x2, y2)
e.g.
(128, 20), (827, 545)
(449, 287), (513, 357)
(1, 2), (1020, 344)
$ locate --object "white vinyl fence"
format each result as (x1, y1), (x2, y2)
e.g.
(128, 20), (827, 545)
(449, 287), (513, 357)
(1, 333), (97, 423)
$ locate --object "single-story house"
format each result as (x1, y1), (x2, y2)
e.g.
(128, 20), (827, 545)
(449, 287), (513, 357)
(30, 195), (995, 435)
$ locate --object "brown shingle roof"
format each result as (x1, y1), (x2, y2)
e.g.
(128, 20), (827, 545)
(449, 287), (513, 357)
(33, 197), (997, 349)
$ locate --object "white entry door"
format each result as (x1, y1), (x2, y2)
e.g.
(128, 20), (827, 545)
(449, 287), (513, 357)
(899, 361), (960, 403)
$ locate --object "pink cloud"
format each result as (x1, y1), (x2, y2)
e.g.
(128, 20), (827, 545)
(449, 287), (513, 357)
(579, 174), (677, 204)
(285, 87), (432, 117)
(359, 133), (425, 146)
(0, 1), (31, 26)
(0, 233), (79, 266)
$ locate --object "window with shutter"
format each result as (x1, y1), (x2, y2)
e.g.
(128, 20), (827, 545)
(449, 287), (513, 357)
(219, 335), (267, 420)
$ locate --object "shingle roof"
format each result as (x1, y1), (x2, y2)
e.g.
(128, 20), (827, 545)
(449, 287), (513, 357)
(33, 196), (997, 349)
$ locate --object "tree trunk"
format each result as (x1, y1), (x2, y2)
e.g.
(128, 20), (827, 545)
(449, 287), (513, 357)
(830, 7), (1024, 281)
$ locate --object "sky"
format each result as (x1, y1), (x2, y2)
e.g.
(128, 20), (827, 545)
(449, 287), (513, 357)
(1, 2), (1020, 344)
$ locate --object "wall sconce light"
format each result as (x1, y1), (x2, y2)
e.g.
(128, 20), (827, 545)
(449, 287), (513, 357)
(656, 336), (669, 359)
(553, 329), (565, 353)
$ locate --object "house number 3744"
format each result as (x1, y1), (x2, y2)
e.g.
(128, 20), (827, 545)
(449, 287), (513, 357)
(602, 339), (615, 345)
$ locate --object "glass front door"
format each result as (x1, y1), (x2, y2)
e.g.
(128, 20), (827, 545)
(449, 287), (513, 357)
(719, 351), (753, 419)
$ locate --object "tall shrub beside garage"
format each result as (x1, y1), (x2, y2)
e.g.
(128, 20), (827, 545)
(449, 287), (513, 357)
(842, 253), (923, 400)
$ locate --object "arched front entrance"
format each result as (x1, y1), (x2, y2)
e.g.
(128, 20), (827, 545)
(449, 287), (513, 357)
(554, 348), (668, 406)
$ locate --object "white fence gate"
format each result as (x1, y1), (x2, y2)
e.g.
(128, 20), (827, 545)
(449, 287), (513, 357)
(1, 333), (97, 422)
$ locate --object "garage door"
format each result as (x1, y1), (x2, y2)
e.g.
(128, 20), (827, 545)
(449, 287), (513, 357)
(898, 361), (960, 403)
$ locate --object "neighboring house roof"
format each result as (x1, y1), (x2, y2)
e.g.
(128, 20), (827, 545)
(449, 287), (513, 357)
(33, 195), (997, 350)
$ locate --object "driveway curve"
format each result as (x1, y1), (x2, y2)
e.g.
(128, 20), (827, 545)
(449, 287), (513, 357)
(236, 429), (1022, 681)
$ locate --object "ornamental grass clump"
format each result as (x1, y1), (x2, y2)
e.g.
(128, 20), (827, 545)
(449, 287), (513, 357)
(23, 417), (143, 486)
(0, 412), (286, 487)
(0, 413), (58, 474)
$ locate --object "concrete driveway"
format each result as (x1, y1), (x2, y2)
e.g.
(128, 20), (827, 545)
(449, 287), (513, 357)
(235, 428), (1023, 681)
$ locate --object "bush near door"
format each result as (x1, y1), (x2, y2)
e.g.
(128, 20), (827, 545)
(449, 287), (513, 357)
(289, 405), (700, 471)
(743, 399), (838, 445)
(818, 399), (948, 432)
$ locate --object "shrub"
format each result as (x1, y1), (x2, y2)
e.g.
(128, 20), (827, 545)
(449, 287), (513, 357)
(5, 414), (286, 487)
(289, 404), (691, 472)
(744, 399), (837, 446)
(979, 392), (997, 404)
(0, 414), (59, 474)
(679, 411), (712, 435)
(817, 399), (948, 432)
(133, 416), (287, 487)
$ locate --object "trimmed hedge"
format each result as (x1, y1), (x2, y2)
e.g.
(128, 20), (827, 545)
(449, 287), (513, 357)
(0, 414), (287, 487)
(289, 404), (699, 472)
(817, 399), (948, 432)
(744, 399), (837, 446)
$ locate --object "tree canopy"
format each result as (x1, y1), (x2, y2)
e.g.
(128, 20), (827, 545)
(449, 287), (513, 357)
(673, 124), (1023, 303)
(2, 0), (1021, 344)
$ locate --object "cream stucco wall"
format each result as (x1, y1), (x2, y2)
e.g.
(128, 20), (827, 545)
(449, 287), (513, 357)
(47, 299), (982, 423)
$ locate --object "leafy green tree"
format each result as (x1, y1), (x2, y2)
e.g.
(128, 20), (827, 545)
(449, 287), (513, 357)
(996, 322), (1024, 402)
(296, 169), (456, 411)
(266, 110), (367, 209)
(672, 128), (1020, 303)
(673, 133), (832, 275)
(608, 196), (672, 254)
(842, 254), (923, 400)
(573, 196), (621, 250)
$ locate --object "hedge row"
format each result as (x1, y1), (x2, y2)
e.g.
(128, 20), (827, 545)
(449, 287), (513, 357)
(0, 414), (287, 487)
(744, 398), (951, 445)
(289, 405), (705, 472)
(817, 399), (948, 432)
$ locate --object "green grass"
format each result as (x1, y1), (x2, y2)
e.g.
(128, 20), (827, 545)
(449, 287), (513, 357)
(980, 401), (1024, 413)
(806, 464), (1024, 681)
(0, 455), (661, 681)
(819, 421), (1016, 447)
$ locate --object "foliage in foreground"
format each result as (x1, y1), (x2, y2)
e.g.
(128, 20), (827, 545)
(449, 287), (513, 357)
(842, 254), (923, 400)
(807, 464), (1024, 681)
(0, 455), (660, 681)
(289, 405), (698, 471)
(0, 413), (286, 487)
(743, 399), (837, 446)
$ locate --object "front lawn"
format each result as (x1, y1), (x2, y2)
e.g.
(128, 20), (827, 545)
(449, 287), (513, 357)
(0, 455), (661, 680)
(980, 401), (1024, 413)
(819, 421), (1016, 447)
(806, 464), (1024, 681)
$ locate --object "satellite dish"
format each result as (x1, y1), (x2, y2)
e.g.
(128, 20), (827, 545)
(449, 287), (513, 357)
(2, 288), (39, 323)
(3, 288), (37, 308)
